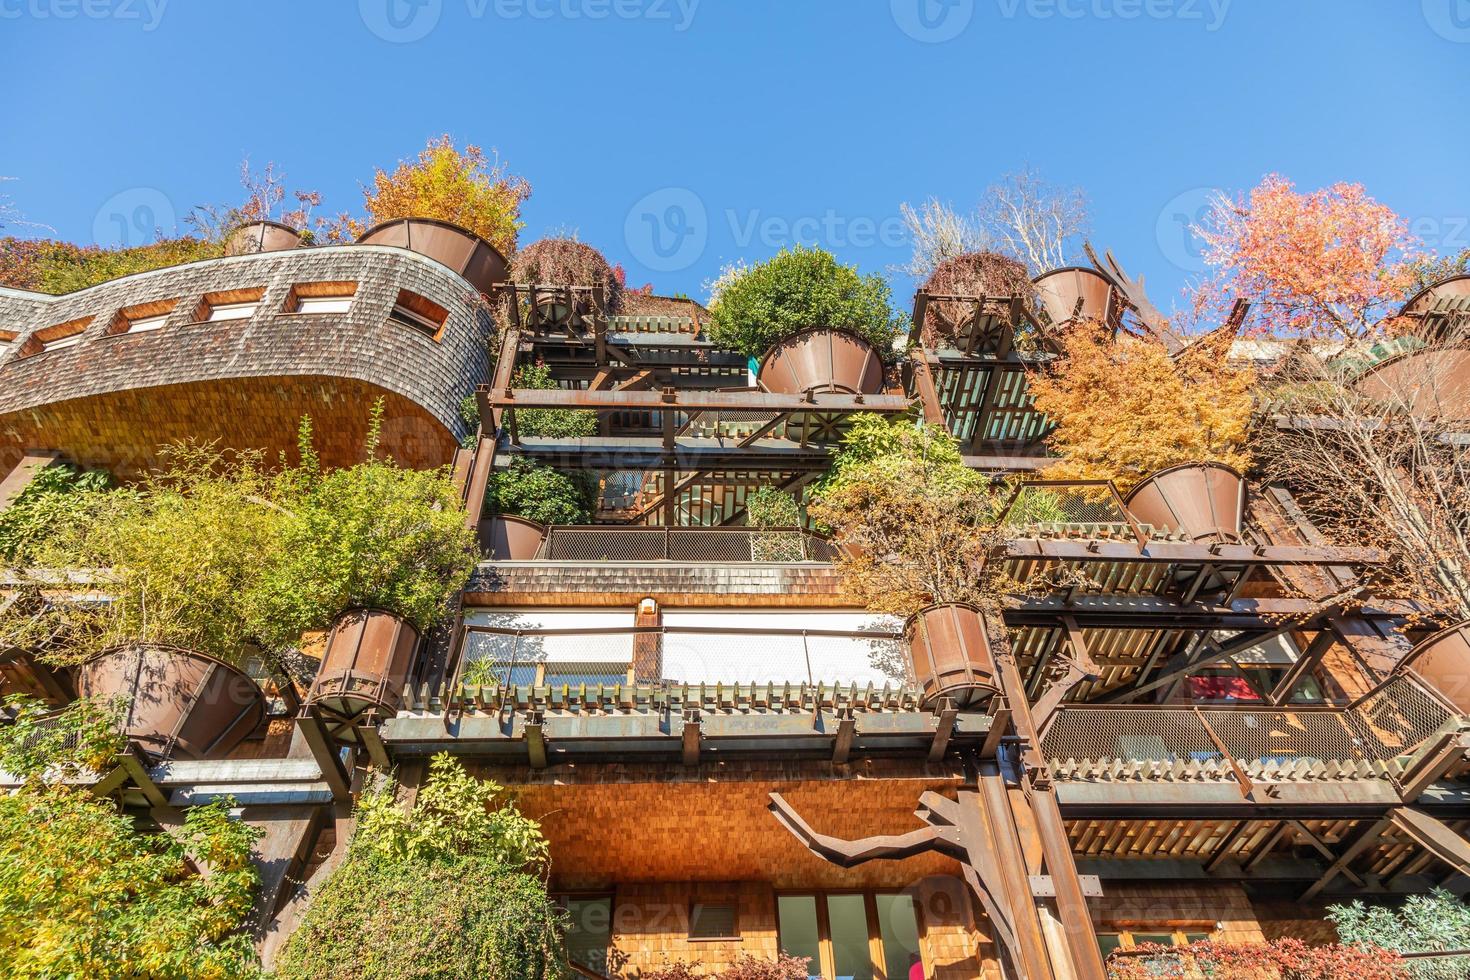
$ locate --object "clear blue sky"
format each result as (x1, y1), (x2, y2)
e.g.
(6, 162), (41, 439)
(4, 1), (1468, 314)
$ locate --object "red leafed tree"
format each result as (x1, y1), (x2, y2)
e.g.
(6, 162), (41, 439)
(1106, 938), (1405, 979)
(1192, 174), (1420, 341)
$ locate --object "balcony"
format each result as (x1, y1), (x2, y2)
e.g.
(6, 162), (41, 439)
(488, 524), (842, 563)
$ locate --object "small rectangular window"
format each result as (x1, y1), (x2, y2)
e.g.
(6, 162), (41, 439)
(777, 896), (823, 980)
(285, 281), (358, 315)
(561, 897), (613, 975)
(23, 317), (93, 356)
(195, 289), (265, 324)
(689, 902), (739, 940)
(0, 330), (17, 358)
(389, 289), (449, 340)
(108, 299), (178, 336)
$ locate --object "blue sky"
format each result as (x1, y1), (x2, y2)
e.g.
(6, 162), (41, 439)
(4, 0), (1468, 315)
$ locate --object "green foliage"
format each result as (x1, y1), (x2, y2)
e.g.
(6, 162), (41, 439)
(459, 393), (482, 449)
(277, 754), (564, 980)
(29, 406), (476, 667)
(0, 464), (113, 564)
(487, 457), (593, 526)
(811, 416), (1011, 616)
(0, 696), (127, 781)
(1331, 890), (1470, 979)
(0, 785), (260, 979)
(0, 235), (225, 294)
(643, 955), (812, 979)
(745, 486), (802, 529)
(353, 754), (548, 868)
(511, 364), (599, 439)
(707, 246), (901, 358)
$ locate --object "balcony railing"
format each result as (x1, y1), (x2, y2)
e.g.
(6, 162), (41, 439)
(532, 526), (841, 563)
(1044, 674), (1458, 786)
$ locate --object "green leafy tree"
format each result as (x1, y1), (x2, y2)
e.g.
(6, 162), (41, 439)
(707, 246), (901, 358)
(276, 754), (566, 980)
(0, 236), (225, 294)
(0, 463), (112, 564)
(509, 363), (599, 439)
(1331, 890), (1470, 979)
(0, 699), (260, 979)
(488, 457), (594, 526)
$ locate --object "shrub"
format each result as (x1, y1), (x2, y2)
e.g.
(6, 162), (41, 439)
(487, 457), (594, 526)
(707, 246), (901, 358)
(810, 415), (1011, 616)
(511, 237), (623, 313)
(1330, 891), (1470, 979)
(0, 699), (261, 979)
(276, 754), (565, 980)
(509, 363), (599, 439)
(1026, 320), (1254, 492)
(643, 954), (812, 980)
(1105, 938), (1404, 979)
(0, 463), (112, 564)
(0, 235), (225, 294)
(919, 250), (1032, 347)
(745, 486), (806, 562)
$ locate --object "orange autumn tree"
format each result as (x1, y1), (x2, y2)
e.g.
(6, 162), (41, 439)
(1192, 174), (1419, 341)
(328, 136), (531, 254)
(1027, 321), (1254, 492)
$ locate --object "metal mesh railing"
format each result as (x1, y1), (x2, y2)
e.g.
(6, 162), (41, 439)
(1044, 675), (1456, 783)
(678, 409), (781, 441)
(1000, 482), (1150, 542)
(539, 527), (839, 563)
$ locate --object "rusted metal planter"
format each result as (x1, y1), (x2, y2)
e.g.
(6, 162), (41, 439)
(1401, 273), (1470, 319)
(358, 217), (509, 296)
(224, 220), (302, 256)
(1033, 267), (1117, 329)
(1123, 463), (1247, 544)
(480, 515), (548, 560)
(1355, 347), (1470, 421)
(1398, 622), (1470, 714)
(76, 644), (267, 760)
(305, 609), (420, 743)
(904, 603), (1000, 711)
(0, 649), (72, 706)
(757, 328), (885, 396)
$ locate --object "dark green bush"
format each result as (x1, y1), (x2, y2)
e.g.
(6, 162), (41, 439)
(510, 364), (599, 439)
(487, 458), (594, 525)
(707, 246), (901, 359)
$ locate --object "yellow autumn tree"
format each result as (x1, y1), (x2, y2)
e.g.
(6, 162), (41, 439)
(1027, 321), (1255, 492)
(328, 136), (531, 254)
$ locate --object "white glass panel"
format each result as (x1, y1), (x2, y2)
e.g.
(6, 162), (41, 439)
(777, 895), (822, 980)
(826, 894), (873, 980)
(296, 296), (353, 314)
(128, 314), (170, 332)
(44, 333), (83, 351)
(660, 609), (904, 687)
(206, 302), (258, 322)
(876, 894), (923, 979)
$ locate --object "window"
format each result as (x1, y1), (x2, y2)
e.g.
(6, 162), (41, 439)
(108, 299), (177, 335)
(285, 281), (357, 315)
(778, 892), (926, 980)
(0, 330), (15, 359)
(194, 288), (264, 324)
(690, 902), (739, 941)
(558, 895), (613, 975)
(21, 317), (93, 356)
(1097, 928), (1217, 957)
(389, 289), (449, 340)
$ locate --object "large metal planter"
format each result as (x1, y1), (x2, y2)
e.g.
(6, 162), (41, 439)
(757, 328), (885, 396)
(480, 515), (548, 560)
(904, 603), (1000, 711)
(1401, 273), (1470, 319)
(224, 220), (302, 256)
(358, 217), (509, 296)
(1355, 347), (1470, 421)
(1033, 267), (1116, 328)
(1123, 463), (1247, 544)
(305, 609), (420, 743)
(0, 649), (72, 706)
(77, 645), (266, 760)
(1398, 622), (1470, 714)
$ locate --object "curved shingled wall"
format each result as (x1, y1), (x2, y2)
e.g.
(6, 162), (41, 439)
(0, 245), (494, 475)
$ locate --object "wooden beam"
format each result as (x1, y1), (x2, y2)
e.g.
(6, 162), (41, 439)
(1203, 820), (1252, 873)
(1301, 817), (1392, 900)
(832, 708), (856, 765)
(297, 709), (351, 803)
(1393, 808), (1470, 879)
(1288, 820), (1366, 886)
(928, 701), (958, 762)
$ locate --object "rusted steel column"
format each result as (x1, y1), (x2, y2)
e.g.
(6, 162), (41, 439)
(632, 597), (663, 683)
(990, 622), (1107, 980)
(965, 777), (1059, 979)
